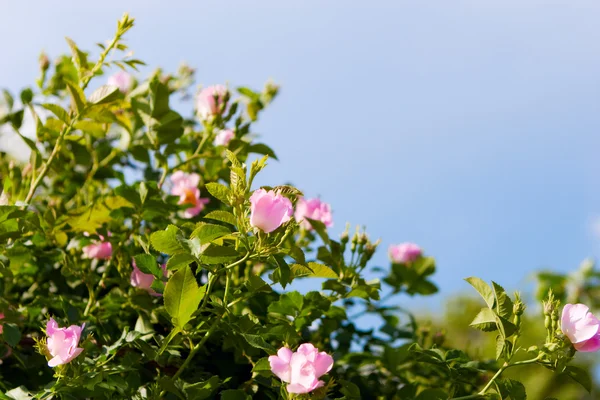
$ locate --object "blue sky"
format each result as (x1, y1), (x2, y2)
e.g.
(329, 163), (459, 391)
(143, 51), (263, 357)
(1, 1), (600, 312)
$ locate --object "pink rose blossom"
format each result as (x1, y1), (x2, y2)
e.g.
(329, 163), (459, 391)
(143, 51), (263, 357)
(388, 242), (422, 264)
(170, 171), (209, 218)
(107, 70), (132, 93)
(249, 189), (293, 233)
(196, 84), (228, 120)
(0, 313), (4, 335)
(269, 343), (334, 394)
(294, 197), (333, 230)
(45, 318), (85, 367)
(214, 129), (235, 147)
(131, 261), (168, 297)
(82, 234), (113, 260)
(561, 304), (600, 352)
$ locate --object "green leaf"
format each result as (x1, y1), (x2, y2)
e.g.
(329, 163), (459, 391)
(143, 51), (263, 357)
(166, 253), (195, 271)
(273, 255), (291, 288)
(2, 323), (21, 347)
(89, 85), (121, 104)
(240, 333), (276, 353)
(41, 103), (70, 123)
(151, 225), (185, 255)
(65, 37), (88, 77)
(247, 143), (278, 160)
(415, 389), (448, 400)
(469, 308), (498, 332)
(465, 277), (495, 309)
(2, 89), (14, 110)
(339, 380), (362, 399)
(183, 375), (220, 399)
(495, 335), (505, 361)
(74, 120), (105, 138)
(204, 210), (236, 226)
(492, 281), (513, 320)
(495, 314), (517, 338)
(164, 265), (205, 329)
(564, 365), (591, 393)
(65, 82), (87, 113)
(496, 378), (527, 400)
(199, 244), (240, 264)
(191, 223), (231, 244)
(133, 253), (161, 277)
(205, 182), (231, 205)
(268, 291), (304, 315)
(305, 217), (329, 244)
(290, 262), (337, 279)
(220, 389), (250, 400)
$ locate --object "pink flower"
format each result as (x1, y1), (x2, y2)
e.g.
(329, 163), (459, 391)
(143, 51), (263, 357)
(214, 129), (235, 147)
(249, 189), (293, 233)
(45, 318), (85, 367)
(269, 343), (334, 394)
(131, 261), (168, 297)
(388, 242), (422, 264)
(170, 171), (209, 218)
(82, 234), (112, 260)
(0, 313), (4, 335)
(295, 197), (333, 230)
(196, 84), (228, 120)
(107, 70), (132, 93)
(561, 304), (600, 352)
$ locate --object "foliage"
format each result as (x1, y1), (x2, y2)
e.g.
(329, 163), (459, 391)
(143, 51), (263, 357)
(0, 13), (596, 399)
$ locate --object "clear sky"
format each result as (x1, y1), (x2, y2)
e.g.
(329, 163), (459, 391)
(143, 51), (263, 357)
(1, 1), (600, 312)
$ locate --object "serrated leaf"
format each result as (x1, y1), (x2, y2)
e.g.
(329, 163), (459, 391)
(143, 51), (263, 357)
(89, 85), (121, 105)
(205, 183), (231, 205)
(492, 281), (513, 320)
(465, 277), (495, 309)
(565, 365), (591, 393)
(240, 333), (276, 353)
(150, 225), (185, 255)
(133, 253), (161, 277)
(469, 308), (498, 332)
(248, 143), (278, 160)
(496, 378), (527, 400)
(2, 323), (21, 347)
(191, 223), (231, 244)
(199, 244), (240, 264)
(65, 82), (86, 113)
(415, 388), (448, 400)
(306, 217), (329, 244)
(74, 120), (105, 138)
(495, 314), (517, 339)
(164, 265), (205, 329)
(166, 253), (195, 271)
(204, 210), (236, 225)
(41, 103), (70, 123)
(290, 262), (337, 278)
(495, 335), (505, 361)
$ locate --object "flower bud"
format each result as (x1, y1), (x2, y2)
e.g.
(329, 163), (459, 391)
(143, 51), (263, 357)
(432, 330), (445, 346)
(39, 52), (50, 72)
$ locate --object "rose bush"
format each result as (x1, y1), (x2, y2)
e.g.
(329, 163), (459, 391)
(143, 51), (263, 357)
(0, 14), (597, 399)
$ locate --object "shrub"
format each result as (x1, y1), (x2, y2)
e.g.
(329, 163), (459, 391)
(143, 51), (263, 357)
(0, 14), (595, 399)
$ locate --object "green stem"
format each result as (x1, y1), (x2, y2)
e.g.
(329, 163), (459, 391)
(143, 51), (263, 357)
(83, 259), (113, 317)
(450, 356), (542, 399)
(24, 119), (76, 204)
(81, 25), (126, 91)
(161, 314), (222, 393)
